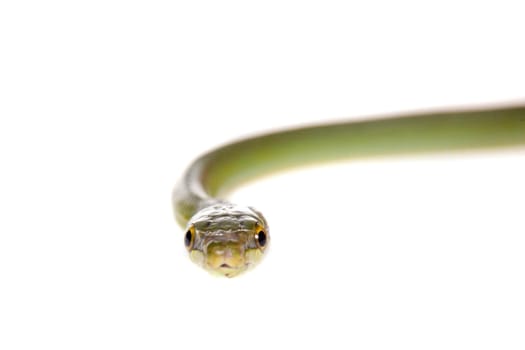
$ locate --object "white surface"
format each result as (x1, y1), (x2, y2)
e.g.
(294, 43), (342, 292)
(1, 1), (524, 349)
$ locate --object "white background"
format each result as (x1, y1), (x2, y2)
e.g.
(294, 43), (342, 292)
(1, 1), (525, 349)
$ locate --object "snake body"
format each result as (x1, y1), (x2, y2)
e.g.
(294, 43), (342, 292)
(172, 105), (525, 277)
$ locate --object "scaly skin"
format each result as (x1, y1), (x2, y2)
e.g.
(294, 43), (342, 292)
(172, 105), (525, 277)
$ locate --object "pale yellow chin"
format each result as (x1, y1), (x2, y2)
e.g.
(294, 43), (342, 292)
(189, 249), (264, 278)
(211, 265), (246, 278)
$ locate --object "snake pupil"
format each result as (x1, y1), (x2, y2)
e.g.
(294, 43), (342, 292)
(184, 230), (192, 247)
(257, 231), (266, 247)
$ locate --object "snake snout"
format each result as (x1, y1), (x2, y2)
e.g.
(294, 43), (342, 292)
(205, 240), (246, 275)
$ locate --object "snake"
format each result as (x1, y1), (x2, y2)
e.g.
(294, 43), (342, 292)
(172, 105), (525, 277)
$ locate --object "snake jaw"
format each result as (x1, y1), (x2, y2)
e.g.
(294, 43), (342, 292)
(216, 265), (245, 278)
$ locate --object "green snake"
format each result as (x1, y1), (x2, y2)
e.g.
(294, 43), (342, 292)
(172, 105), (525, 277)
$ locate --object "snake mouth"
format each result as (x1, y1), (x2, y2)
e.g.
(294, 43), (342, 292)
(215, 264), (246, 278)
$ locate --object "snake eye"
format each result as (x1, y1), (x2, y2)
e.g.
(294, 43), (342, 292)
(185, 226), (195, 250)
(255, 230), (267, 248)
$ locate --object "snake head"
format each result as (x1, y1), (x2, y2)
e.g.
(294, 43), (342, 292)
(183, 203), (269, 277)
